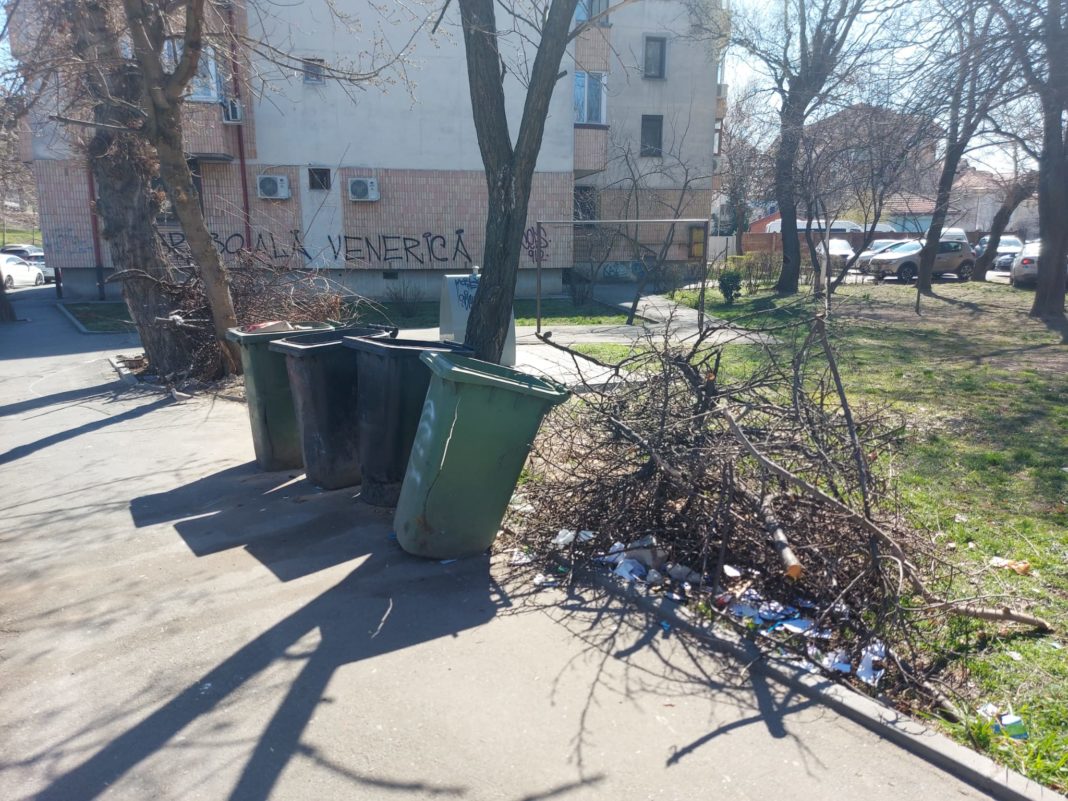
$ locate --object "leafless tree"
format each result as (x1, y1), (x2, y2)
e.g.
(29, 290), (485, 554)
(973, 170), (1037, 280)
(989, 0), (1068, 320)
(721, 0), (907, 296)
(914, 0), (1015, 299)
(453, 0), (581, 362)
(718, 83), (771, 255)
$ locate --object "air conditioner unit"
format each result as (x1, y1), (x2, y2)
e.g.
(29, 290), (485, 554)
(221, 98), (243, 124)
(257, 174), (290, 200)
(348, 177), (380, 202)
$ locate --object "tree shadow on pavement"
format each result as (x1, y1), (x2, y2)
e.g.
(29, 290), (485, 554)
(130, 462), (387, 582)
(33, 533), (509, 801)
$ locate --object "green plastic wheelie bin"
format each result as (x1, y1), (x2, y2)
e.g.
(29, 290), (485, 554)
(269, 325), (396, 490)
(394, 351), (570, 559)
(226, 322), (333, 471)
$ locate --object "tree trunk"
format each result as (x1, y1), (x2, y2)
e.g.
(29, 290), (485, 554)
(917, 145), (964, 295)
(89, 130), (194, 378)
(974, 173), (1037, 281)
(154, 112), (241, 373)
(1031, 103), (1068, 319)
(773, 108), (804, 295)
(0, 282), (16, 322)
(71, 0), (196, 378)
(458, 0), (578, 362)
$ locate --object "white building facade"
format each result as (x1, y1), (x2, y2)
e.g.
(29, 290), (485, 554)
(16, 0), (725, 299)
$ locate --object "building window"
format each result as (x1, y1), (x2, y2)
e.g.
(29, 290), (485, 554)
(640, 115), (663, 157)
(644, 36), (666, 79)
(713, 120), (723, 155)
(574, 186), (598, 221)
(162, 42), (221, 101)
(302, 58), (326, 84)
(575, 0), (609, 23)
(574, 72), (607, 124)
(308, 168), (331, 191)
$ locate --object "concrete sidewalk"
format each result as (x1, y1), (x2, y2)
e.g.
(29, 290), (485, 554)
(0, 291), (1001, 801)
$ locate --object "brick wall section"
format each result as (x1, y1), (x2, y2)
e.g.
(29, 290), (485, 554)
(33, 160), (107, 271)
(589, 187), (712, 262)
(336, 168), (573, 272)
(574, 127), (608, 174)
(574, 24), (611, 73)
(183, 104), (235, 158)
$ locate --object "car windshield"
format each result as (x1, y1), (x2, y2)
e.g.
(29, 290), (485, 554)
(1000, 237), (1023, 248)
(884, 241), (921, 253)
(866, 239), (897, 251)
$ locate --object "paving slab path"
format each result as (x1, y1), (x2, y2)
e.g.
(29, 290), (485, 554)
(0, 288), (1000, 801)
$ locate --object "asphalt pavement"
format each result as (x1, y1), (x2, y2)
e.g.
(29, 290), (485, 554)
(0, 289), (1008, 801)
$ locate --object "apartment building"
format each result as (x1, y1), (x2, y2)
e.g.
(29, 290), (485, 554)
(15, 0), (725, 300)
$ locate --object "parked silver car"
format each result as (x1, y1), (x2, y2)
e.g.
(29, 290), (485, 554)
(868, 239), (975, 282)
(0, 254), (45, 288)
(856, 239), (902, 272)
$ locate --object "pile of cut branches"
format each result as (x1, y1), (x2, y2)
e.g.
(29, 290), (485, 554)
(507, 311), (1051, 716)
(127, 251), (385, 383)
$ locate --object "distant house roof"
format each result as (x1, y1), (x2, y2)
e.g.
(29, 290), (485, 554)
(884, 193), (938, 216)
(748, 210), (780, 233)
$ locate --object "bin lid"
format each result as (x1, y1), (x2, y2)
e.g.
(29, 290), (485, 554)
(226, 321), (333, 343)
(269, 324), (398, 356)
(420, 351), (570, 403)
(342, 337), (475, 357)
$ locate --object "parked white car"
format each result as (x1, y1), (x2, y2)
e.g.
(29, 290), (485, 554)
(0, 245), (52, 282)
(1008, 241), (1067, 288)
(0, 254), (45, 288)
(824, 238), (855, 270)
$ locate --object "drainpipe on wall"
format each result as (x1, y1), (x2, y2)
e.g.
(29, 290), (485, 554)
(225, 4), (253, 252)
(86, 165), (105, 300)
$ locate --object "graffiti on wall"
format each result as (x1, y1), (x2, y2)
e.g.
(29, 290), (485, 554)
(523, 225), (550, 263)
(157, 228), (473, 266)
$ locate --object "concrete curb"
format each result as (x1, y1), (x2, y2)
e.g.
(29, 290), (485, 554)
(107, 356), (139, 386)
(54, 301), (93, 334)
(582, 567), (1054, 801)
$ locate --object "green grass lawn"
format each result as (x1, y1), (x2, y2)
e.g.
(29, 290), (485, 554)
(675, 280), (1068, 789)
(0, 229), (42, 247)
(355, 298), (630, 330)
(62, 302), (136, 333)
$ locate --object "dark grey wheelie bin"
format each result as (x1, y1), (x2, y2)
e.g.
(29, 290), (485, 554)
(269, 325), (397, 490)
(341, 337), (473, 507)
(226, 322), (333, 471)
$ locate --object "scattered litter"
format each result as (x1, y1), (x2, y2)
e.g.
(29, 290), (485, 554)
(758, 601), (795, 621)
(556, 565), (569, 574)
(722, 564), (743, 579)
(533, 573), (559, 588)
(967, 542), (977, 549)
(856, 641), (886, 687)
(440, 559), (457, 565)
(614, 558), (648, 581)
(510, 550), (533, 565)
(1006, 651), (1023, 662)
(998, 714), (1028, 740)
(170, 388), (192, 402)
(821, 649), (852, 674)
(645, 568), (664, 585)
(552, 529), (576, 548)
(666, 563), (701, 582)
(989, 556), (1032, 575)
(665, 592), (684, 602)
(598, 542), (626, 564)
(713, 592), (733, 609)
(795, 597), (818, 609)
(628, 534), (657, 548)
(1050, 641), (1063, 650)
(660, 621), (672, 636)
(728, 601), (763, 623)
(775, 618), (815, 635)
(954, 513), (969, 523)
(946, 542), (958, 551)
(578, 530), (595, 543)
(978, 702), (999, 720)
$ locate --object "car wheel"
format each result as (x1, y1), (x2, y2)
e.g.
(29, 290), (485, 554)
(34, 273), (43, 286)
(3, 275), (12, 290)
(957, 261), (973, 281)
(897, 263), (917, 283)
